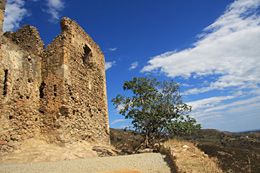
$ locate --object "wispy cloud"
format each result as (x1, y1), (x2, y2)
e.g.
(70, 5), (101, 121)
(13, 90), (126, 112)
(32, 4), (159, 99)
(110, 119), (128, 125)
(108, 47), (117, 52)
(205, 95), (260, 113)
(105, 61), (116, 70)
(45, 0), (65, 22)
(141, 0), (260, 95)
(129, 61), (138, 70)
(180, 83), (194, 87)
(3, 0), (28, 32)
(188, 95), (237, 113)
(191, 95), (260, 130)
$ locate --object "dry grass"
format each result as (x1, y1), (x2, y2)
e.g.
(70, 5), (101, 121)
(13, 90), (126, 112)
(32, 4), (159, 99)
(163, 138), (223, 173)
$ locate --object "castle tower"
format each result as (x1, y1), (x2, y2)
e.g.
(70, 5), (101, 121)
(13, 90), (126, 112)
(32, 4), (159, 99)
(40, 18), (110, 144)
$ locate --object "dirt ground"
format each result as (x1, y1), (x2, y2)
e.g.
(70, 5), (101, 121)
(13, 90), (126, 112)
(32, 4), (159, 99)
(0, 153), (172, 173)
(0, 139), (173, 173)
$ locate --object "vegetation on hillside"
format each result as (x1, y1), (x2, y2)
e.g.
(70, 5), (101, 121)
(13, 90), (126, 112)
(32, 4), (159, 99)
(110, 128), (260, 173)
(182, 129), (260, 172)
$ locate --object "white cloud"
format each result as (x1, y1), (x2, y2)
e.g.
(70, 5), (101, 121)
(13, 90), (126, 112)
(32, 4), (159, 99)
(3, 0), (28, 32)
(180, 83), (194, 87)
(110, 119), (128, 125)
(3, 0), (66, 31)
(226, 102), (260, 115)
(141, 0), (260, 95)
(188, 95), (237, 112)
(105, 61), (116, 70)
(197, 97), (260, 131)
(129, 61), (138, 70)
(45, 0), (65, 22)
(188, 93), (260, 129)
(108, 47), (117, 52)
(205, 95), (260, 113)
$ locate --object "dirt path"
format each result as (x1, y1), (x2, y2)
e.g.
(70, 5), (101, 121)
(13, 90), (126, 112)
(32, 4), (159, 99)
(0, 153), (173, 173)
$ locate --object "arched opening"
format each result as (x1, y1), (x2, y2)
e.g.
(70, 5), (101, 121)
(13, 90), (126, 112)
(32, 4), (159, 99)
(82, 44), (92, 65)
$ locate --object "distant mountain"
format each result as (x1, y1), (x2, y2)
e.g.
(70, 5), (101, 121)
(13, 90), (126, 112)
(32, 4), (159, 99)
(200, 128), (260, 135)
(234, 129), (260, 134)
(200, 129), (234, 136)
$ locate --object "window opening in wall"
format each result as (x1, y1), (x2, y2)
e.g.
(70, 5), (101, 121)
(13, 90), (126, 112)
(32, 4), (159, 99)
(54, 85), (57, 96)
(3, 70), (8, 96)
(40, 82), (45, 98)
(82, 44), (92, 65)
(9, 115), (13, 120)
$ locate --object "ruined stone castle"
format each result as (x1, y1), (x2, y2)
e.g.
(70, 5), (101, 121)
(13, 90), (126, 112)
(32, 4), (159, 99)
(0, 0), (110, 153)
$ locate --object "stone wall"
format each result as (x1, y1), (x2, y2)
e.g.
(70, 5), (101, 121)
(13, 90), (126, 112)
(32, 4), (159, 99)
(40, 18), (109, 144)
(0, 2), (110, 153)
(0, 28), (43, 152)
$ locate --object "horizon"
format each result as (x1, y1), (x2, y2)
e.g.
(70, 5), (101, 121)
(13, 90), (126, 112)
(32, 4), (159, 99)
(3, 0), (260, 132)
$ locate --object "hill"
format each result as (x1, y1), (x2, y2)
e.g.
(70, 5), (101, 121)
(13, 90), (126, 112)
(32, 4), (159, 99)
(110, 128), (260, 173)
(184, 129), (260, 172)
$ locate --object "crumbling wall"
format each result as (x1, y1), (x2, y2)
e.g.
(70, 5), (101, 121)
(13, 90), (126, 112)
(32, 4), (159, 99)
(4, 25), (44, 56)
(0, 26), (43, 152)
(0, 0), (110, 153)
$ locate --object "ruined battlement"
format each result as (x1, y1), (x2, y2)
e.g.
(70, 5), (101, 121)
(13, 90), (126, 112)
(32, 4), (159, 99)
(4, 25), (45, 56)
(0, 0), (110, 154)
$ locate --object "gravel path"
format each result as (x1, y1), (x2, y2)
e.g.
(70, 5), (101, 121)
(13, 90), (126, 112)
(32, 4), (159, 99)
(0, 153), (173, 173)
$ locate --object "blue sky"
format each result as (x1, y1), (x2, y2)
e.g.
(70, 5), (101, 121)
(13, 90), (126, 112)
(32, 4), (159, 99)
(4, 0), (260, 132)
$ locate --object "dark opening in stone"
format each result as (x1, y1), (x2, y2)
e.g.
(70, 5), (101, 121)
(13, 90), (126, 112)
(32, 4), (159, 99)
(39, 82), (45, 98)
(54, 85), (57, 96)
(82, 44), (92, 65)
(3, 70), (8, 96)
(28, 78), (33, 83)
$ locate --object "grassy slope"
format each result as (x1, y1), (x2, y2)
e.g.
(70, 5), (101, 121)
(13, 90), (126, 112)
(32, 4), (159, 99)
(184, 129), (260, 172)
(110, 128), (260, 173)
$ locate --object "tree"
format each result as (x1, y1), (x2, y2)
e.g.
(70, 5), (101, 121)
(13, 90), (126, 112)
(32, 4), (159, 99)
(112, 76), (201, 149)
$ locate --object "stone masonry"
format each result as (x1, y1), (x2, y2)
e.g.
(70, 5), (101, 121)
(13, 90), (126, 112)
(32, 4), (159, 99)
(0, 0), (110, 154)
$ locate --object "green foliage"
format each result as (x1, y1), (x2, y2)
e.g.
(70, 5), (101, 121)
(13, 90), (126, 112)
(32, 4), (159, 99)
(112, 76), (201, 147)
